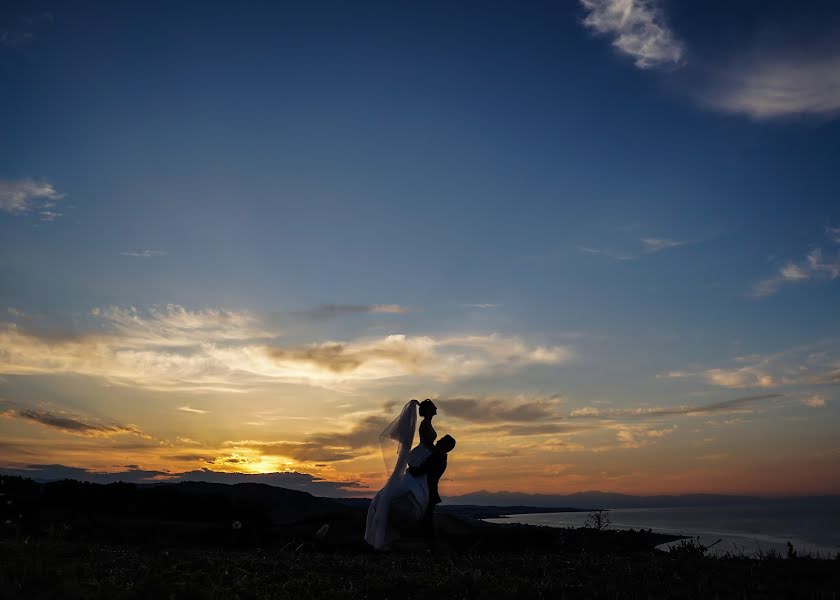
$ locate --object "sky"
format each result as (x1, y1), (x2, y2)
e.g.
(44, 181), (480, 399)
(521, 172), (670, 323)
(1, 0), (839, 498)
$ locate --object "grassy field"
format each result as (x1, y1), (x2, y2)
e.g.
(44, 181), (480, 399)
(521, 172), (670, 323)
(3, 537), (839, 599)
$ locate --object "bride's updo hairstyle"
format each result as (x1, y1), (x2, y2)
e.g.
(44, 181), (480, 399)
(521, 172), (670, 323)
(418, 399), (437, 418)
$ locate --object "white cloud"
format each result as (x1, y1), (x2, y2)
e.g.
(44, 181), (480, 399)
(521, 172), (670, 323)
(369, 304), (409, 314)
(580, 0), (684, 69)
(704, 55), (840, 119)
(801, 395), (827, 408)
(577, 236), (687, 261)
(301, 304), (416, 319)
(576, 245), (634, 261)
(662, 343), (840, 389)
(0, 305), (573, 392)
(464, 304), (502, 309)
(120, 250), (167, 258)
(640, 237), (686, 253)
(569, 394), (781, 418)
(437, 394), (566, 424)
(89, 305), (270, 346)
(751, 230), (840, 297)
(259, 334), (572, 385)
(702, 368), (777, 389)
(615, 424), (677, 448)
(578, 2), (840, 121)
(0, 178), (65, 220)
(177, 406), (209, 414)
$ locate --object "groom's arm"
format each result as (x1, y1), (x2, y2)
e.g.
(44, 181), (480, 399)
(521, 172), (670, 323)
(408, 452), (444, 477)
(408, 450), (440, 476)
(408, 462), (429, 476)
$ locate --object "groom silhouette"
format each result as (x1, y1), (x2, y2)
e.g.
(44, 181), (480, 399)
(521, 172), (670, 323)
(408, 434), (456, 550)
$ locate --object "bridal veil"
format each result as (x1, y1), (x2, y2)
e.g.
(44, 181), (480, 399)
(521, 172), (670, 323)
(363, 399), (419, 549)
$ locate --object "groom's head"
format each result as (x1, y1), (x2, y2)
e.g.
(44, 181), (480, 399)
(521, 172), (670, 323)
(436, 435), (456, 453)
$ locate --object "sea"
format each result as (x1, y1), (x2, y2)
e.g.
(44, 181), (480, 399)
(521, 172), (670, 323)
(484, 501), (840, 557)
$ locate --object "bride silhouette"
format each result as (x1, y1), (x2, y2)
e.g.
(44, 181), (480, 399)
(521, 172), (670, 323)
(408, 399), (437, 468)
(364, 399), (454, 550)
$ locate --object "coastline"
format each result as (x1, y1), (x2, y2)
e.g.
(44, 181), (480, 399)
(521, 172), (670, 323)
(484, 506), (840, 558)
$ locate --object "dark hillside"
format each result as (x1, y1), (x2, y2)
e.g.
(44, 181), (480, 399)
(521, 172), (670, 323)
(1, 476), (354, 547)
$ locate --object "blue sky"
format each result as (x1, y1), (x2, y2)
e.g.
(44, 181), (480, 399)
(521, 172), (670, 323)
(1, 1), (839, 496)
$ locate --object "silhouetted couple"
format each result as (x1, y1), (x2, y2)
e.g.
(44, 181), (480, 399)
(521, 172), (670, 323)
(364, 399), (456, 551)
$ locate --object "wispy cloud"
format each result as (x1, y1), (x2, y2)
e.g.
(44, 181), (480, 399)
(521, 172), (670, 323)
(463, 303), (502, 309)
(578, 2), (840, 122)
(486, 422), (597, 437)
(640, 237), (686, 253)
(0, 304), (273, 392)
(223, 440), (357, 463)
(0, 305), (572, 392)
(263, 334), (570, 384)
(369, 304), (413, 314)
(120, 250), (167, 258)
(569, 394), (782, 418)
(704, 54), (840, 119)
(177, 406), (208, 414)
(615, 424), (678, 448)
(90, 305), (271, 346)
(0, 178), (65, 220)
(580, 0), (684, 69)
(801, 394), (827, 408)
(299, 304), (416, 319)
(661, 342), (840, 389)
(576, 245), (634, 261)
(2, 404), (149, 438)
(751, 229), (840, 297)
(442, 394), (565, 423)
(227, 413), (394, 463)
(577, 236), (687, 261)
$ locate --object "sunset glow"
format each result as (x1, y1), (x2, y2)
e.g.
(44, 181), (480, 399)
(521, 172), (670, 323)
(2, 1), (839, 499)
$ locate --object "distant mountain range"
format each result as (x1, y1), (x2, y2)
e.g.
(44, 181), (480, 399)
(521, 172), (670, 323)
(444, 490), (840, 509)
(4, 469), (837, 510)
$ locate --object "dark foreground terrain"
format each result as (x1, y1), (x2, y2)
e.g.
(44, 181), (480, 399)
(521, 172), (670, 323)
(4, 538), (840, 599)
(2, 476), (838, 599)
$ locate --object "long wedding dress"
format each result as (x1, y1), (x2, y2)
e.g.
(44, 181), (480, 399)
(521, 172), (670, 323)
(364, 400), (431, 550)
